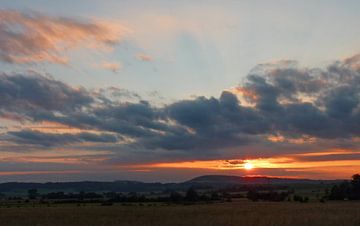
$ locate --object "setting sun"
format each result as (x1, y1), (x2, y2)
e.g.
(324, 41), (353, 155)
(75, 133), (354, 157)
(244, 162), (254, 170)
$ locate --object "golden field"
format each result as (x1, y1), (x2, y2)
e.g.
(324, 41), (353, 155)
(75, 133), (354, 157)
(0, 201), (359, 226)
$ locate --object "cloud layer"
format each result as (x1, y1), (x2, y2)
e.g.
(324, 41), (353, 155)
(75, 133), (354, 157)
(1, 54), (360, 155)
(1, 43), (360, 180)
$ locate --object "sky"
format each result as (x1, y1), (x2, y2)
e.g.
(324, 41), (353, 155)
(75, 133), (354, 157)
(0, 0), (360, 182)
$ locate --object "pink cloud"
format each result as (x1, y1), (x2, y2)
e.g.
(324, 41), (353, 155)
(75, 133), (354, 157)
(98, 62), (122, 73)
(136, 53), (152, 62)
(0, 10), (128, 65)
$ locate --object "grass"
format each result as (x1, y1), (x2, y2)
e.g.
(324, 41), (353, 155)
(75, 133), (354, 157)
(0, 201), (359, 226)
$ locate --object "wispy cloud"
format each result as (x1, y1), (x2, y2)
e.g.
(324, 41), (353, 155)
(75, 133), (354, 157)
(0, 10), (128, 65)
(136, 53), (152, 62)
(97, 62), (122, 73)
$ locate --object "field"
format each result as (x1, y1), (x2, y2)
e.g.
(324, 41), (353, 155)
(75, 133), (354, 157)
(0, 201), (360, 226)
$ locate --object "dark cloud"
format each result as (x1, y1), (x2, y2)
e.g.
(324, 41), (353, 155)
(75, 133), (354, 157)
(0, 72), (93, 113)
(168, 91), (269, 135)
(239, 57), (360, 139)
(294, 153), (360, 162)
(8, 130), (119, 147)
(1, 54), (360, 159)
(281, 103), (334, 138)
(155, 91), (268, 150)
(58, 100), (180, 139)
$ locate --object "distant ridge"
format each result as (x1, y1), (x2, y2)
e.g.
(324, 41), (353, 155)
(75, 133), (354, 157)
(0, 175), (342, 194)
(184, 175), (325, 185)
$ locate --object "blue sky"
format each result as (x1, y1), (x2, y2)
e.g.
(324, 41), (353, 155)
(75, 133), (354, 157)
(1, 0), (360, 101)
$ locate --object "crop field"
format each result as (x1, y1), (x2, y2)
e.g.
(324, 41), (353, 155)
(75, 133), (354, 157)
(0, 201), (359, 226)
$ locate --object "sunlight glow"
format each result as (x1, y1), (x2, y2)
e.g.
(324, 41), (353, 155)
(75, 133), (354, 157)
(244, 162), (254, 170)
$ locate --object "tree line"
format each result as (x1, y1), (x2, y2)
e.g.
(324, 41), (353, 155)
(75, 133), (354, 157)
(328, 174), (360, 200)
(2, 174), (359, 205)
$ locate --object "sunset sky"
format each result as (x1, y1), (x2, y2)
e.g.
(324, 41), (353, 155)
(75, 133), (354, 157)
(1, 0), (360, 182)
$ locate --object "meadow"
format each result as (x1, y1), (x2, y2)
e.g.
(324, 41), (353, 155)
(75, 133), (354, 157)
(0, 201), (359, 226)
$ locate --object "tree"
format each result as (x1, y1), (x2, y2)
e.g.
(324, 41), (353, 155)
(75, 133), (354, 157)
(351, 174), (360, 191)
(350, 174), (360, 200)
(246, 190), (259, 202)
(328, 174), (360, 200)
(329, 181), (350, 200)
(185, 187), (199, 202)
(170, 191), (183, 203)
(28, 189), (39, 200)
(351, 174), (360, 186)
(210, 192), (220, 201)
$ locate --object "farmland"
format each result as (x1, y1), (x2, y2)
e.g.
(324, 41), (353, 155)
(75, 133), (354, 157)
(0, 175), (358, 226)
(0, 201), (359, 226)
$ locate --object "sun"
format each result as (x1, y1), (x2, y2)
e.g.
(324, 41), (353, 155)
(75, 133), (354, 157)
(244, 162), (254, 170)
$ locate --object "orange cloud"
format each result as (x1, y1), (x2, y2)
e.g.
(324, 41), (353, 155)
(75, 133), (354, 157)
(0, 10), (129, 64)
(118, 153), (360, 179)
(136, 53), (152, 62)
(234, 87), (258, 101)
(0, 149), (110, 165)
(22, 121), (102, 135)
(293, 149), (360, 157)
(120, 158), (291, 171)
(0, 170), (80, 176)
(98, 62), (122, 73)
(0, 112), (27, 122)
(344, 54), (360, 70)
(267, 134), (317, 144)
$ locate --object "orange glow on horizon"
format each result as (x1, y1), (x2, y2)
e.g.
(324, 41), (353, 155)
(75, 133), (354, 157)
(118, 157), (290, 170)
(118, 151), (360, 179)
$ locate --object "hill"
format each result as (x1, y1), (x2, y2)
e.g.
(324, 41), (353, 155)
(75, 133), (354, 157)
(0, 175), (342, 195)
(184, 175), (331, 185)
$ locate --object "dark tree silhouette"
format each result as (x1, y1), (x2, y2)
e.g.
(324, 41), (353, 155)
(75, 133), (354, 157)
(246, 190), (259, 202)
(170, 191), (183, 202)
(185, 187), (199, 202)
(210, 192), (220, 201)
(329, 174), (360, 200)
(27, 189), (39, 200)
(351, 174), (360, 190)
(350, 174), (360, 200)
(247, 189), (289, 202)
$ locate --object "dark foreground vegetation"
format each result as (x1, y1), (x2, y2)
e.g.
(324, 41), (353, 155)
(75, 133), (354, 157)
(328, 174), (360, 200)
(0, 185), (316, 206)
(0, 174), (359, 225)
(0, 201), (359, 226)
(0, 175), (359, 206)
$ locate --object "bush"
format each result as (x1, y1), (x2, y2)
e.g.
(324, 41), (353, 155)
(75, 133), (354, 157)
(246, 190), (289, 202)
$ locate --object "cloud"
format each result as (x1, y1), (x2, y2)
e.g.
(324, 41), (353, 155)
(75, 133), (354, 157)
(98, 62), (122, 73)
(0, 72), (93, 114)
(344, 54), (360, 71)
(1, 54), (360, 166)
(236, 55), (360, 139)
(7, 130), (119, 147)
(136, 53), (152, 62)
(0, 10), (127, 65)
(95, 87), (141, 101)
